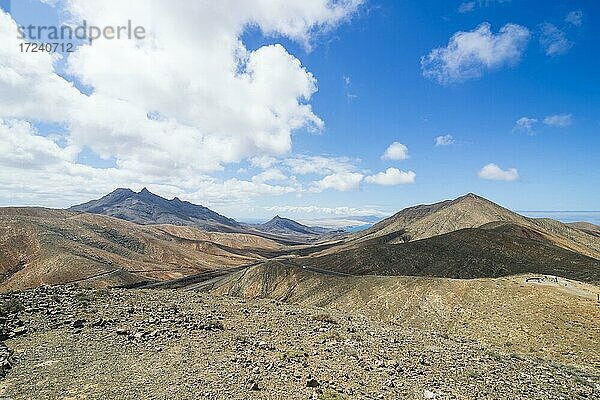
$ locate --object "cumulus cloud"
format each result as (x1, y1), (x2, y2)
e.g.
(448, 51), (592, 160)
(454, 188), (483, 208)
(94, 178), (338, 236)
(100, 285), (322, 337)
(0, 118), (300, 208)
(381, 142), (409, 160)
(514, 117), (538, 134)
(0, 1), (364, 206)
(0, 119), (77, 169)
(565, 10), (583, 27)
(478, 163), (518, 181)
(283, 155), (357, 175)
(421, 22), (530, 84)
(539, 23), (572, 56)
(365, 168), (416, 186)
(434, 134), (455, 146)
(543, 113), (573, 127)
(251, 168), (288, 184)
(250, 156), (278, 170)
(312, 172), (364, 192)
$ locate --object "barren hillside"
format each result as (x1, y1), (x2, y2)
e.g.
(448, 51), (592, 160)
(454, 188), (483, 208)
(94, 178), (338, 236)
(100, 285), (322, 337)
(211, 261), (600, 368)
(0, 208), (280, 292)
(338, 194), (600, 259)
(1, 285), (598, 399)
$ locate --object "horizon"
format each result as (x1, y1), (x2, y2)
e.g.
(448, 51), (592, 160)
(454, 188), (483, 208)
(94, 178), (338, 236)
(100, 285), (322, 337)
(62, 187), (600, 226)
(1, 1), (598, 221)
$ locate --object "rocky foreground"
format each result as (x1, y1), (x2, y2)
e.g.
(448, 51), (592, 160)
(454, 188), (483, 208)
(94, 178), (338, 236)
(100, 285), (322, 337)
(1, 285), (599, 399)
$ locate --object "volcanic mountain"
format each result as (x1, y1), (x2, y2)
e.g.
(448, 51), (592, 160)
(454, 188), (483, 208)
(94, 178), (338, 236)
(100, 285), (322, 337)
(254, 215), (328, 236)
(69, 188), (241, 233)
(343, 193), (600, 259)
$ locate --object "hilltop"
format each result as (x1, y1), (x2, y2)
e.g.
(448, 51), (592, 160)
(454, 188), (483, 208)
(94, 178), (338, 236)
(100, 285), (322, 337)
(69, 188), (242, 233)
(254, 215), (329, 236)
(336, 193), (600, 259)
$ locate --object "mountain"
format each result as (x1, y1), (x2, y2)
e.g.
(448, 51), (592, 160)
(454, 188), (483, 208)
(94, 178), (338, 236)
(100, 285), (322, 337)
(0, 207), (280, 292)
(567, 221), (600, 236)
(254, 215), (329, 236)
(355, 193), (530, 242)
(303, 224), (600, 282)
(346, 193), (600, 259)
(69, 188), (241, 233)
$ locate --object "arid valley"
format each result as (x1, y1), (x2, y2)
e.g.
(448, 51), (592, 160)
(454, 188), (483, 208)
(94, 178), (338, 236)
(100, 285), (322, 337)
(1, 189), (599, 399)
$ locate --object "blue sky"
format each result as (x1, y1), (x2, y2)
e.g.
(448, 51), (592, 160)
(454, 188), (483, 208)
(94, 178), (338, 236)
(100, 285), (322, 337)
(0, 0), (598, 221)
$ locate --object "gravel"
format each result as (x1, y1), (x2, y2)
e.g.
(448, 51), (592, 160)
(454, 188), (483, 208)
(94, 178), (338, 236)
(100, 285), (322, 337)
(0, 284), (599, 399)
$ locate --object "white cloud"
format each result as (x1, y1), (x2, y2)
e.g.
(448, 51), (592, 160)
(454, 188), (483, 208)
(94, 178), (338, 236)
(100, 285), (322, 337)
(514, 117), (538, 134)
(458, 2), (476, 13)
(421, 22), (530, 84)
(37, 0), (59, 6)
(365, 168), (416, 186)
(539, 23), (572, 56)
(458, 0), (511, 13)
(0, 119), (77, 169)
(0, 1), (364, 206)
(543, 113), (572, 127)
(478, 163), (518, 181)
(251, 168), (288, 184)
(382, 142), (409, 160)
(265, 205), (386, 217)
(342, 75), (357, 101)
(216, 177), (297, 198)
(283, 155), (357, 175)
(0, 118), (301, 208)
(312, 172), (364, 192)
(250, 156), (278, 169)
(565, 11), (583, 27)
(434, 134), (455, 146)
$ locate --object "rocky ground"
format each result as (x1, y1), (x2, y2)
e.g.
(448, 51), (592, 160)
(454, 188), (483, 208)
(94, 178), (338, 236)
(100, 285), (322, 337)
(0, 285), (599, 399)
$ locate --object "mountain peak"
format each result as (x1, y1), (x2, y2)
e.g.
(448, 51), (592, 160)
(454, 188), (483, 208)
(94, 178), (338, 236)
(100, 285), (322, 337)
(454, 192), (485, 202)
(355, 192), (528, 243)
(257, 215), (326, 236)
(69, 188), (241, 232)
(110, 188), (135, 195)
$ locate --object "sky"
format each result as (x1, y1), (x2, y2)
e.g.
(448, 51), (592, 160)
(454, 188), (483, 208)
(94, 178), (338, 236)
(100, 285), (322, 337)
(0, 0), (598, 221)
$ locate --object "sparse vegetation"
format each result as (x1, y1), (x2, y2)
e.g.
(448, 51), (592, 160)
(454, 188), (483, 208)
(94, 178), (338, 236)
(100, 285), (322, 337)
(319, 391), (347, 400)
(281, 350), (306, 361)
(323, 330), (345, 341)
(312, 313), (339, 325)
(466, 369), (482, 379)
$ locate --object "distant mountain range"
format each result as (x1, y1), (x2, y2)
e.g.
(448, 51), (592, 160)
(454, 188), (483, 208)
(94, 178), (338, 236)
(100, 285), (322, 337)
(2, 190), (599, 292)
(253, 215), (330, 236)
(69, 188), (245, 233)
(69, 188), (334, 239)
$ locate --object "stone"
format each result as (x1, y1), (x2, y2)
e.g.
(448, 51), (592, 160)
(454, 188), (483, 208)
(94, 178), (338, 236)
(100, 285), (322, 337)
(72, 319), (85, 329)
(306, 378), (320, 388)
(12, 326), (28, 336)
